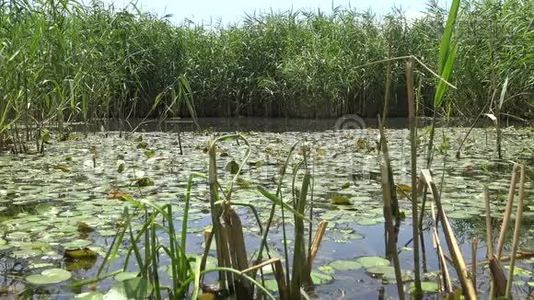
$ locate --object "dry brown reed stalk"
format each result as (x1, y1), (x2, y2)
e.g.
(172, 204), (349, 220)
(221, 205), (253, 298)
(305, 220), (328, 274)
(419, 170), (477, 299)
(430, 202), (452, 294)
(471, 237), (478, 290)
(380, 162), (405, 299)
(242, 258), (289, 300)
(484, 188), (493, 258)
(489, 256), (507, 297)
(477, 251), (534, 266)
(496, 164), (519, 259)
(505, 164), (526, 299)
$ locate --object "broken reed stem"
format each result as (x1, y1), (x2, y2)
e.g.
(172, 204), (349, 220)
(471, 237), (478, 291)
(207, 138), (228, 287)
(484, 188), (493, 258)
(420, 170), (477, 299)
(431, 202), (452, 293)
(489, 255), (507, 297)
(406, 56), (422, 296)
(273, 259), (290, 300)
(475, 251), (534, 267)
(307, 220), (328, 268)
(496, 164), (519, 259)
(380, 163), (405, 299)
(505, 165), (526, 299)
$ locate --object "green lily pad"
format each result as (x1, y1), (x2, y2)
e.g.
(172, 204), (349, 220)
(410, 281), (439, 293)
(12, 249), (42, 259)
(62, 239), (92, 250)
(25, 268), (72, 285)
(64, 248), (97, 259)
(528, 282), (534, 287)
(330, 194), (351, 205)
(327, 260), (362, 271)
(311, 271), (333, 285)
(263, 279), (278, 292)
(366, 265), (394, 275)
(356, 256), (390, 268)
(134, 177), (154, 187)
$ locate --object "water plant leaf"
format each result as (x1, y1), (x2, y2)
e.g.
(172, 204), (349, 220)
(225, 160), (240, 174)
(327, 260), (362, 271)
(356, 256), (390, 268)
(114, 272), (139, 282)
(262, 279), (278, 292)
(123, 277), (153, 299)
(144, 149), (155, 158)
(64, 248), (97, 260)
(410, 281), (439, 293)
(25, 268), (71, 285)
(330, 194), (351, 205)
(311, 271), (333, 285)
(133, 177), (154, 187)
(62, 239), (92, 250)
(256, 185), (310, 222)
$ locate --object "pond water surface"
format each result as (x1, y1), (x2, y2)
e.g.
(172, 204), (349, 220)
(0, 125), (533, 299)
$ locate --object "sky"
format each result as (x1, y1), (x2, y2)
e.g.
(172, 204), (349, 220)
(99, 0), (445, 25)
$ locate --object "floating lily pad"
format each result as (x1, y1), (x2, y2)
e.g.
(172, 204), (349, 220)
(133, 177), (154, 187)
(64, 247), (97, 259)
(62, 239), (92, 250)
(356, 256), (390, 268)
(410, 281), (439, 293)
(263, 279), (278, 292)
(366, 265), (394, 276)
(25, 268), (71, 285)
(12, 249), (42, 259)
(330, 194), (351, 205)
(311, 271), (333, 285)
(327, 260), (362, 271)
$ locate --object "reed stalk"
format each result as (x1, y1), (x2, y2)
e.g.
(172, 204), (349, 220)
(505, 165), (526, 299)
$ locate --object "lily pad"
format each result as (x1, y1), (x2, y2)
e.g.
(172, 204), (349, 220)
(327, 260), (362, 271)
(134, 177), (154, 187)
(64, 248), (97, 259)
(410, 281), (439, 293)
(25, 268), (72, 285)
(311, 271), (333, 285)
(263, 279), (278, 292)
(356, 256), (390, 268)
(62, 239), (92, 250)
(330, 194), (351, 205)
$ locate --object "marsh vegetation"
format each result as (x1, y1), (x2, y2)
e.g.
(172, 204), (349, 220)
(0, 0), (533, 299)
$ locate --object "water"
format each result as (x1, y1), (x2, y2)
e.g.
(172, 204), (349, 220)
(0, 122), (532, 299)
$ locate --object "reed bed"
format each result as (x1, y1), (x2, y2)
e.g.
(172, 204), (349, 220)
(1, 0), (532, 149)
